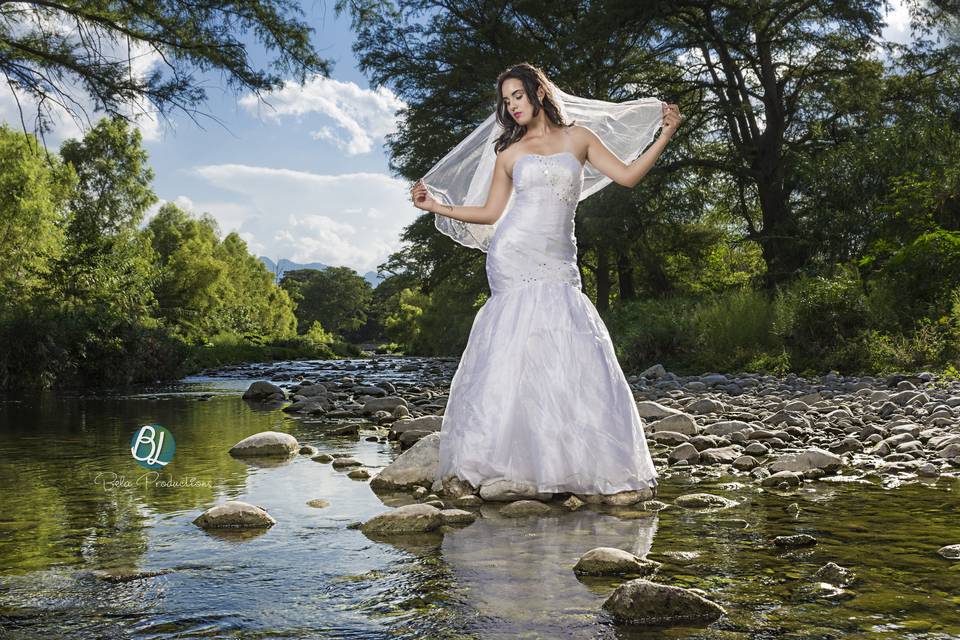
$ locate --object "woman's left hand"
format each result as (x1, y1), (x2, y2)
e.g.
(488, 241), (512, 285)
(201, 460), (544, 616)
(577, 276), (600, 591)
(661, 103), (683, 137)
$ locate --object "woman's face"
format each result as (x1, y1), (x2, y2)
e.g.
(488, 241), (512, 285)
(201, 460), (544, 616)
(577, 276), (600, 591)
(501, 79), (542, 126)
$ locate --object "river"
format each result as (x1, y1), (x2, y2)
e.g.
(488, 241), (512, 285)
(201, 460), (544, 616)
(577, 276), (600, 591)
(0, 357), (958, 639)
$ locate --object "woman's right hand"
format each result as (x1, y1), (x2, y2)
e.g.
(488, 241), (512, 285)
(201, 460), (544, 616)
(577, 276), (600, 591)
(411, 179), (438, 213)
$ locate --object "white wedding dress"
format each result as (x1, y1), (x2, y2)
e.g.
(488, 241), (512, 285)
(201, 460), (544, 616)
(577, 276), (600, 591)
(436, 150), (659, 496)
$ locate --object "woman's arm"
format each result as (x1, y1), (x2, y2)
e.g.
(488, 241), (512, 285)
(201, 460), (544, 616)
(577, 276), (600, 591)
(580, 102), (682, 189)
(411, 151), (513, 225)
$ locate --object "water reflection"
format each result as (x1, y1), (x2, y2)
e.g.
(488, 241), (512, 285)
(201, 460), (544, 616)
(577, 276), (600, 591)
(440, 507), (659, 637)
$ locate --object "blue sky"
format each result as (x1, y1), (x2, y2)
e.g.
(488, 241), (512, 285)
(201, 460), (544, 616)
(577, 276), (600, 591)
(0, 1), (916, 277)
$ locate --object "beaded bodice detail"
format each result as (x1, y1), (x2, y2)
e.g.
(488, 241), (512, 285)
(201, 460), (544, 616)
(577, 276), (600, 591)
(485, 151), (584, 295)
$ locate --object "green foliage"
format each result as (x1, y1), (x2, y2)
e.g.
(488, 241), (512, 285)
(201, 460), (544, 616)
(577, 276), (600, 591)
(146, 203), (298, 344)
(0, 296), (187, 389)
(772, 265), (870, 355)
(0, 124), (75, 305)
(381, 287), (428, 350)
(689, 287), (778, 371)
(0, 120), (308, 389)
(279, 266), (372, 340)
(873, 230), (960, 326)
(0, 1), (332, 139)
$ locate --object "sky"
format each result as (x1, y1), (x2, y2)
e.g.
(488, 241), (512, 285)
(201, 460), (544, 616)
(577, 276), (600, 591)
(0, 1), (917, 278)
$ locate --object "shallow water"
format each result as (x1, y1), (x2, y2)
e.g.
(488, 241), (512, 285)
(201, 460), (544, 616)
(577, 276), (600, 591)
(0, 360), (958, 639)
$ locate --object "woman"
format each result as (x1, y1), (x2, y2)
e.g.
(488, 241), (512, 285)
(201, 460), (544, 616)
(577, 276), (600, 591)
(410, 63), (682, 499)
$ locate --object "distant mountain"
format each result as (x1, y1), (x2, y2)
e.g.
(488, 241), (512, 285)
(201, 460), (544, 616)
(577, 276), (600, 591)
(259, 257), (383, 288)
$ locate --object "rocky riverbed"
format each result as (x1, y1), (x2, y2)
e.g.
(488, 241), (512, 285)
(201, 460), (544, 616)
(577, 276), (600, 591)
(197, 356), (960, 630)
(212, 357), (960, 493)
(1, 355), (958, 638)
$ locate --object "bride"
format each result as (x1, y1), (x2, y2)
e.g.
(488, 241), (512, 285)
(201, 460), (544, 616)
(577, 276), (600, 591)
(409, 63), (682, 499)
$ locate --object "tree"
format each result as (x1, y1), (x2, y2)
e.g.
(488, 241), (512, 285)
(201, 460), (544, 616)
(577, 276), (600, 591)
(280, 266), (373, 339)
(0, 123), (74, 306)
(0, 1), (333, 145)
(50, 115), (159, 317)
(339, 0), (960, 289)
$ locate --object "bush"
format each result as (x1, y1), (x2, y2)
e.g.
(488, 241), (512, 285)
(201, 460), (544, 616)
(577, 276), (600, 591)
(874, 230), (960, 326)
(604, 296), (699, 372)
(689, 287), (777, 371)
(772, 265), (869, 358)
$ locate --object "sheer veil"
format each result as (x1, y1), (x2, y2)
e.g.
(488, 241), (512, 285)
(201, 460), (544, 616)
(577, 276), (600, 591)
(419, 82), (665, 252)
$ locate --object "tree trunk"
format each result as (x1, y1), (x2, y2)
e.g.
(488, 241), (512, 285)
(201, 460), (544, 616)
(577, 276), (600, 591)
(596, 247), (611, 312)
(616, 251), (635, 300)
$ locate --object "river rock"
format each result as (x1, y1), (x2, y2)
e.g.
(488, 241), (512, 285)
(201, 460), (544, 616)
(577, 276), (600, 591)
(814, 561), (856, 586)
(441, 475), (477, 498)
(674, 493), (738, 509)
(576, 489), (655, 506)
(360, 503), (443, 534)
(453, 495), (484, 508)
(361, 396), (409, 414)
(370, 432), (439, 490)
(702, 420), (754, 436)
(769, 447), (842, 474)
(686, 398), (726, 414)
(331, 457), (363, 469)
(650, 431), (690, 446)
(602, 579), (726, 626)
(761, 470), (804, 487)
(193, 501), (276, 529)
(648, 413), (700, 436)
(478, 478), (552, 502)
(389, 415), (443, 440)
(937, 544), (960, 560)
(774, 534), (817, 547)
(228, 431), (299, 457)
(573, 547), (660, 576)
(698, 445), (741, 464)
(635, 401), (681, 419)
(669, 443), (700, 464)
(500, 500), (553, 517)
(437, 509), (476, 525)
(241, 381), (286, 401)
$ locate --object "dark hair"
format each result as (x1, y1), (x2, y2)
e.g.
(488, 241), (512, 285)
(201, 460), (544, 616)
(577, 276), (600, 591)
(494, 63), (574, 154)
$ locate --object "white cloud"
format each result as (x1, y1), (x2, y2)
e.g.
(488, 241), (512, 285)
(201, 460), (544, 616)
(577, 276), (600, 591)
(161, 163), (419, 274)
(239, 75), (406, 155)
(881, 0), (913, 44)
(0, 4), (164, 144)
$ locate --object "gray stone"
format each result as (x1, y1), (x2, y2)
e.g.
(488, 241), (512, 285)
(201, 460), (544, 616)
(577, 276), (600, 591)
(500, 500), (553, 517)
(702, 420), (753, 436)
(769, 447), (842, 473)
(573, 547), (660, 576)
(674, 493), (738, 509)
(439, 508), (477, 525)
(360, 503), (443, 534)
(370, 432), (440, 490)
(241, 381), (286, 401)
(937, 544), (960, 560)
(602, 579), (726, 626)
(193, 501), (276, 529)
(228, 431), (299, 457)
(635, 401), (682, 419)
(478, 478), (552, 502)
(649, 413), (700, 436)
(698, 446), (741, 465)
(774, 534), (817, 547)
